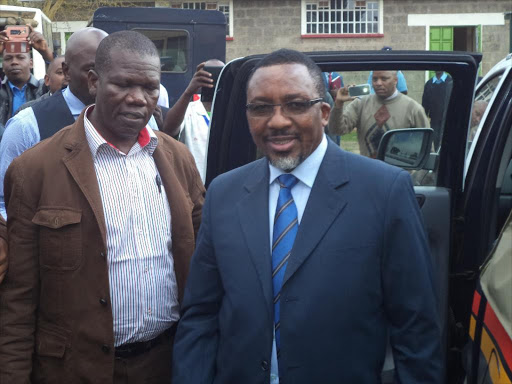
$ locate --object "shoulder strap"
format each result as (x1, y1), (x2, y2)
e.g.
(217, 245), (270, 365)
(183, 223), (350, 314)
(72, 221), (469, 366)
(33, 91), (75, 140)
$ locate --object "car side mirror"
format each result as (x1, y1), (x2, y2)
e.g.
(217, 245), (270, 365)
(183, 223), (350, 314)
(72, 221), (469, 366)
(377, 128), (434, 169)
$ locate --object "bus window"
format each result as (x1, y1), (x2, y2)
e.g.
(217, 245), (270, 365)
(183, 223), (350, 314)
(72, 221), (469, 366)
(133, 29), (189, 73)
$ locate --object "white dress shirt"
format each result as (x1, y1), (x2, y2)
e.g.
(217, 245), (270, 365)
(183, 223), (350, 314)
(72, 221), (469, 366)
(84, 106), (179, 346)
(178, 99), (210, 183)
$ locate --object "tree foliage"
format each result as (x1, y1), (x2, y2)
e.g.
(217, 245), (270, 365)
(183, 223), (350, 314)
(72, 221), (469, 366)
(41, 0), (66, 20)
(23, 0), (156, 21)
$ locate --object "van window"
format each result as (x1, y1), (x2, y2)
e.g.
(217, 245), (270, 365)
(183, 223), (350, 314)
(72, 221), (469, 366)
(133, 29), (189, 73)
(468, 74), (502, 142)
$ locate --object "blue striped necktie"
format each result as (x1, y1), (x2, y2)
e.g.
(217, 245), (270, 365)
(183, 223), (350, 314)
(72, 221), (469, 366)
(272, 173), (299, 358)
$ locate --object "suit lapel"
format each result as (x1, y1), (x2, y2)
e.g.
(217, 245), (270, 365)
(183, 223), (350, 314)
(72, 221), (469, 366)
(283, 142), (350, 287)
(237, 160), (273, 318)
(62, 112), (107, 248)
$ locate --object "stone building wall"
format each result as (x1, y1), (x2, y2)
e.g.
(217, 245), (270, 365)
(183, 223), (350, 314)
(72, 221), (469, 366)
(225, 0), (510, 76)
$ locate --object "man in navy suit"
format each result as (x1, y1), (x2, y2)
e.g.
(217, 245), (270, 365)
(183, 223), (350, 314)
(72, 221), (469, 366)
(172, 49), (442, 383)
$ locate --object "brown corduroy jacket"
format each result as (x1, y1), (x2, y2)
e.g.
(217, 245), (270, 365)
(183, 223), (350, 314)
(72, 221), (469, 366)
(0, 110), (205, 383)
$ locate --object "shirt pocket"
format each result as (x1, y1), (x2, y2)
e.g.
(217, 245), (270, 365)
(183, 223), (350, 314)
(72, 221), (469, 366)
(32, 208), (83, 271)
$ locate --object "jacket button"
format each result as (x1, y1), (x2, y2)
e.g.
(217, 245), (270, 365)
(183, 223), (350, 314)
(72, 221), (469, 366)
(100, 252), (105, 259)
(99, 298), (107, 306)
(261, 360), (269, 371)
(101, 344), (110, 354)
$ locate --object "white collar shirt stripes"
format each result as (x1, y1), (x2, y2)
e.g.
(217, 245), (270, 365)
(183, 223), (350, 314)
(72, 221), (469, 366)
(84, 105), (179, 347)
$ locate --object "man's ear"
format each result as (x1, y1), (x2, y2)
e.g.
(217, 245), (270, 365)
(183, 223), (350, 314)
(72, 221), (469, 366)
(29, 58), (33, 70)
(88, 69), (99, 99)
(320, 101), (331, 127)
(62, 61), (71, 82)
(44, 74), (50, 87)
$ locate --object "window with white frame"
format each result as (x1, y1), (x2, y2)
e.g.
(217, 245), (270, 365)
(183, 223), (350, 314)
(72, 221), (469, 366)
(304, 0), (381, 35)
(178, 2), (232, 37)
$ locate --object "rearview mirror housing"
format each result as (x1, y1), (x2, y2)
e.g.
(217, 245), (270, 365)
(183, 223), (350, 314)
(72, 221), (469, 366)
(377, 128), (434, 169)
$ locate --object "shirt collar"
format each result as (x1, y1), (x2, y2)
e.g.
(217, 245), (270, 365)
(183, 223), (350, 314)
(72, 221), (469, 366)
(385, 89), (400, 101)
(190, 99), (208, 116)
(8, 81), (27, 93)
(63, 86), (86, 116)
(432, 72), (448, 83)
(84, 104), (158, 158)
(269, 134), (328, 188)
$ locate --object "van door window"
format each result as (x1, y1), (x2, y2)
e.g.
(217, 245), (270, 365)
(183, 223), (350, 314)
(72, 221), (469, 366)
(326, 69), (452, 186)
(133, 29), (189, 73)
(469, 75), (501, 143)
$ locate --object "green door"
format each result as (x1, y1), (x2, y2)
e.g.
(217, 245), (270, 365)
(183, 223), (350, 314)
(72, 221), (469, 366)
(429, 27), (454, 79)
(430, 27), (454, 51)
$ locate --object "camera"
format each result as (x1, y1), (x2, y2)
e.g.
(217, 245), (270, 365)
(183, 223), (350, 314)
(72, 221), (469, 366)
(348, 84), (371, 97)
(4, 26), (30, 54)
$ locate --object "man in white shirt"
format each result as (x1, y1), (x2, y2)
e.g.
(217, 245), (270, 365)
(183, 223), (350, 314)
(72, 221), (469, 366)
(163, 59), (224, 182)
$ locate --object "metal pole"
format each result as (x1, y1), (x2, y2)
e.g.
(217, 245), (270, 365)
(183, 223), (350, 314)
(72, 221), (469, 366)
(505, 12), (512, 53)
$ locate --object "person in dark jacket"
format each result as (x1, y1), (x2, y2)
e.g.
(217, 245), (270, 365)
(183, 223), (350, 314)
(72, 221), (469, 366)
(0, 27), (54, 126)
(422, 71), (453, 149)
(15, 55), (67, 113)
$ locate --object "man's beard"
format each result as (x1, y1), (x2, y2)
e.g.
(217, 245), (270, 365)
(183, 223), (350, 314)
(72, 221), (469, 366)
(269, 154), (302, 172)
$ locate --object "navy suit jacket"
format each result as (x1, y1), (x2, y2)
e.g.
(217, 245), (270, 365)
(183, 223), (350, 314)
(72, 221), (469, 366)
(173, 140), (442, 383)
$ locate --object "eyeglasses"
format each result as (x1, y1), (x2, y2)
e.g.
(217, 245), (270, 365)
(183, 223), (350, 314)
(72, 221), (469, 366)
(246, 98), (324, 118)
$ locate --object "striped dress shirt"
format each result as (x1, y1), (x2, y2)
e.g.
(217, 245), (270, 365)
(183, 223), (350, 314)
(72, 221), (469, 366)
(84, 106), (179, 347)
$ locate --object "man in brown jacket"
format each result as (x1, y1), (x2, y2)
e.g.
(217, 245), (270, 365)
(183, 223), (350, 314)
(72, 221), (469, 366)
(0, 31), (204, 383)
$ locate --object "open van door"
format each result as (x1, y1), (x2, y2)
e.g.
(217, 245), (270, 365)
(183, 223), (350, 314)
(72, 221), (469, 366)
(206, 50), (482, 383)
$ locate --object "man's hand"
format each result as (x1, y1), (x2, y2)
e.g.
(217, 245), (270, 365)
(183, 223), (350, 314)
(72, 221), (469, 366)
(27, 25), (53, 62)
(334, 86), (356, 107)
(0, 26), (53, 61)
(0, 237), (7, 284)
(183, 62), (214, 99)
(0, 30), (8, 55)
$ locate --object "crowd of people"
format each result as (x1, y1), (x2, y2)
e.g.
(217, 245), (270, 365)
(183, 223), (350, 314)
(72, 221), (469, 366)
(0, 26), (450, 383)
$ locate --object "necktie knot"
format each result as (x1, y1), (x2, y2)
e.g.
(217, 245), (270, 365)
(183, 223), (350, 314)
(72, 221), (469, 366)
(278, 174), (298, 190)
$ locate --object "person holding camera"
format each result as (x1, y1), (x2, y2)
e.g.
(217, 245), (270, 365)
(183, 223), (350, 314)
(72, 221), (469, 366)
(328, 70), (429, 158)
(162, 59), (224, 183)
(0, 25), (54, 127)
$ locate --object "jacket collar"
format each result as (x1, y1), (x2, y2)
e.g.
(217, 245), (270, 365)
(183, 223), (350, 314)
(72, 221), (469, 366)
(1, 74), (40, 89)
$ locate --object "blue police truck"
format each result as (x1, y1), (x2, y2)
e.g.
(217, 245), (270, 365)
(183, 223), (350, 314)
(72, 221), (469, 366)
(91, 6), (226, 107)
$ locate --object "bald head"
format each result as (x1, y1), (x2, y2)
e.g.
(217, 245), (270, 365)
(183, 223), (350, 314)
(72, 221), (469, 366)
(47, 55), (64, 74)
(63, 27), (108, 105)
(45, 55), (67, 93)
(471, 100), (488, 127)
(65, 27), (108, 62)
(204, 59), (225, 67)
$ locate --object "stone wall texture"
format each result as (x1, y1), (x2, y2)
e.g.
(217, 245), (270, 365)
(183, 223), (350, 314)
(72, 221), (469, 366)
(222, 0), (510, 79)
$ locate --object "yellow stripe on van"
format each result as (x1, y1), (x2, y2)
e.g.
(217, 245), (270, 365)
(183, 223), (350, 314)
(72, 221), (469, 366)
(480, 326), (512, 383)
